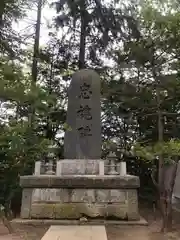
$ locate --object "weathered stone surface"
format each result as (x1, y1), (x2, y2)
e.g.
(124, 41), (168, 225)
(59, 159), (100, 175)
(127, 190), (139, 220)
(31, 189), (127, 204)
(71, 189), (95, 202)
(96, 190), (126, 203)
(19, 69), (141, 221)
(81, 203), (106, 217)
(96, 190), (109, 203)
(27, 188), (139, 220)
(64, 69), (101, 159)
(21, 189), (33, 219)
(55, 204), (81, 219)
(31, 203), (55, 219)
(30, 203), (129, 219)
(58, 159), (110, 175)
(32, 189), (69, 203)
(61, 160), (86, 175)
(110, 190), (126, 203)
(107, 204), (127, 219)
(41, 226), (107, 240)
(20, 175), (140, 189)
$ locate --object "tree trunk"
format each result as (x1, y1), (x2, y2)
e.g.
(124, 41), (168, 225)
(29, 0), (43, 128)
(156, 87), (178, 232)
(160, 163), (177, 232)
(45, 54), (54, 140)
(78, 0), (86, 69)
(31, 0), (42, 85)
(0, 205), (14, 234)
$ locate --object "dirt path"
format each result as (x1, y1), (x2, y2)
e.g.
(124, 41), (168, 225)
(1, 224), (180, 240)
(107, 225), (180, 240)
(0, 224), (23, 240)
(107, 226), (151, 240)
(0, 235), (22, 240)
(0, 219), (180, 240)
(0, 225), (153, 240)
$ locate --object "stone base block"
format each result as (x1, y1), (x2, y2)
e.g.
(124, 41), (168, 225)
(31, 189), (128, 203)
(57, 159), (109, 175)
(12, 217), (148, 226)
(20, 175), (140, 189)
(20, 175), (140, 221)
(21, 188), (139, 220)
(30, 202), (139, 220)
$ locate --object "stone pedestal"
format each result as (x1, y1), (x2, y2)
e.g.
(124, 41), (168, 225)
(55, 159), (109, 175)
(20, 174), (140, 220)
(19, 69), (141, 222)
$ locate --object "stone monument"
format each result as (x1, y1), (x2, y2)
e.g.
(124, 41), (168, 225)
(19, 69), (140, 221)
(64, 69), (101, 159)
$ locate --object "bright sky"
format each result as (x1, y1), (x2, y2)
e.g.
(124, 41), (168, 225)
(14, 0), (56, 46)
(3, 2), (56, 122)
(13, 0), (115, 67)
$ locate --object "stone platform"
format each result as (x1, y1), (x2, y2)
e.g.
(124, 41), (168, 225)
(20, 175), (140, 220)
(41, 226), (107, 240)
(12, 217), (148, 226)
(56, 159), (109, 175)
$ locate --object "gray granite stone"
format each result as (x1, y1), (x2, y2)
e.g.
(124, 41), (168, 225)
(31, 203), (55, 219)
(106, 203), (127, 219)
(32, 189), (69, 203)
(64, 69), (101, 159)
(96, 190), (110, 202)
(58, 159), (101, 175)
(109, 190), (126, 203)
(127, 189), (139, 220)
(71, 189), (95, 202)
(96, 190), (126, 203)
(19, 67), (141, 221)
(22, 187), (139, 220)
(30, 202), (131, 219)
(21, 189), (33, 219)
(61, 160), (86, 175)
(20, 175), (140, 189)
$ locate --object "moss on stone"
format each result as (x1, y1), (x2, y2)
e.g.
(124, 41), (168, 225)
(30, 202), (139, 220)
(31, 203), (56, 219)
(55, 204), (81, 219)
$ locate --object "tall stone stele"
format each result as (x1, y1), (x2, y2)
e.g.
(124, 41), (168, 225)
(64, 69), (101, 159)
(19, 69), (141, 221)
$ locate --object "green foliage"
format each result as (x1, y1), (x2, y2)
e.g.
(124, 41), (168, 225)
(0, 120), (50, 207)
(0, 0), (31, 56)
(1, 0), (180, 215)
(133, 139), (180, 164)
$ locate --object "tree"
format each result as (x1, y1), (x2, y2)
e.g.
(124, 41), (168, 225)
(133, 140), (180, 231)
(0, 0), (32, 56)
(108, 0), (180, 231)
(51, 0), (140, 70)
(29, 0), (43, 130)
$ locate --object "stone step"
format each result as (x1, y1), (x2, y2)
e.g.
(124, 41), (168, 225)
(41, 225), (107, 240)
